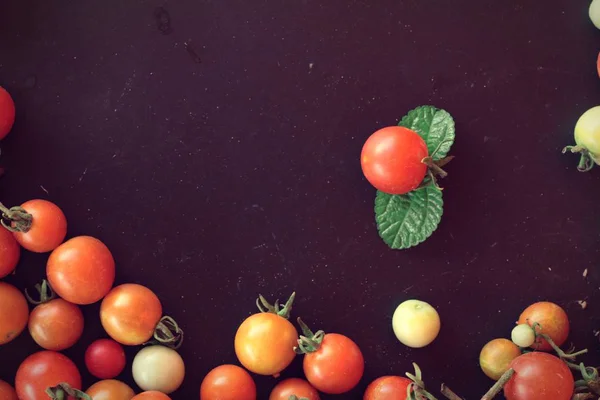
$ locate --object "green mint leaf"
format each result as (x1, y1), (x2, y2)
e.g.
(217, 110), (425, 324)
(375, 186), (443, 249)
(399, 105), (455, 160)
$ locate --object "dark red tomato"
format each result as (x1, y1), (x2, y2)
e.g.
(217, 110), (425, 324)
(29, 298), (84, 351)
(364, 376), (412, 400)
(269, 378), (320, 400)
(0, 227), (19, 278)
(0, 86), (15, 140)
(504, 352), (573, 400)
(361, 126), (428, 195)
(303, 333), (364, 394)
(200, 365), (256, 400)
(518, 301), (569, 351)
(12, 199), (67, 253)
(0, 379), (17, 400)
(85, 339), (127, 379)
(16, 351), (82, 400)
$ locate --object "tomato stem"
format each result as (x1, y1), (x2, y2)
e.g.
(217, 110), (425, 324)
(256, 292), (296, 319)
(152, 315), (184, 349)
(480, 368), (514, 400)
(24, 279), (56, 305)
(562, 145), (596, 172)
(46, 383), (91, 400)
(294, 318), (325, 354)
(0, 202), (32, 233)
(440, 384), (463, 400)
(288, 396), (309, 400)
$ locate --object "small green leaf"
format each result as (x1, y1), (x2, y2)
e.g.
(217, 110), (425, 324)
(399, 105), (455, 160)
(375, 187), (443, 249)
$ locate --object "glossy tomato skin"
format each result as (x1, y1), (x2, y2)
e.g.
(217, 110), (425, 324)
(504, 352), (573, 400)
(0, 86), (15, 140)
(85, 339), (127, 379)
(100, 284), (162, 345)
(29, 298), (84, 350)
(200, 364), (256, 400)
(518, 301), (569, 351)
(479, 339), (521, 380)
(14, 200), (67, 253)
(304, 333), (364, 394)
(47, 236), (115, 305)
(132, 392), (171, 400)
(132, 345), (185, 394)
(269, 378), (320, 400)
(0, 379), (17, 400)
(364, 376), (412, 400)
(0, 227), (20, 278)
(234, 313), (297, 376)
(361, 126), (428, 195)
(16, 351), (82, 400)
(86, 379), (135, 400)
(0, 282), (29, 345)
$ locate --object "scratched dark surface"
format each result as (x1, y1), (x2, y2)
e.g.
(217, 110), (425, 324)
(1, 1), (600, 399)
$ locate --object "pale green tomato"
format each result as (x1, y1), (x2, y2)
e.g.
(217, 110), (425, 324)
(511, 324), (535, 348)
(574, 106), (600, 156)
(392, 300), (440, 348)
(590, 0), (600, 29)
(132, 345), (185, 394)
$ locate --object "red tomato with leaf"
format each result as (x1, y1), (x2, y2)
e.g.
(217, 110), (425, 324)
(15, 351), (82, 400)
(361, 126), (428, 194)
(0, 380), (17, 400)
(0, 86), (15, 140)
(0, 227), (19, 278)
(364, 376), (412, 400)
(200, 364), (256, 400)
(269, 378), (320, 400)
(504, 352), (573, 400)
(85, 339), (127, 379)
(47, 236), (115, 305)
(132, 392), (172, 400)
(517, 301), (569, 351)
(0, 282), (29, 345)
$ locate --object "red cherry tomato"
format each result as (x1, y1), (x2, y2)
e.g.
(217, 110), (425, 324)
(517, 301), (569, 351)
(364, 376), (412, 400)
(200, 364), (256, 400)
(11, 199), (67, 253)
(0, 380), (17, 400)
(15, 351), (82, 400)
(361, 126), (428, 194)
(269, 378), (320, 400)
(504, 352), (573, 400)
(0, 227), (20, 278)
(85, 339), (127, 379)
(86, 379), (135, 400)
(0, 282), (29, 345)
(0, 86), (15, 140)
(29, 297), (84, 351)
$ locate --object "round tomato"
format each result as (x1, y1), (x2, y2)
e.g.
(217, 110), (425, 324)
(504, 352), (573, 400)
(364, 376), (412, 400)
(0, 86), (15, 140)
(269, 378), (320, 400)
(518, 301), (569, 351)
(0, 380), (17, 400)
(392, 299), (440, 348)
(100, 284), (163, 345)
(86, 380), (135, 400)
(132, 392), (171, 400)
(479, 338), (521, 380)
(47, 236), (115, 305)
(29, 297), (84, 351)
(0, 227), (19, 278)
(361, 126), (428, 194)
(0, 282), (28, 345)
(200, 365), (256, 400)
(234, 293), (297, 376)
(85, 339), (127, 379)
(16, 351), (82, 400)
(133, 345), (185, 394)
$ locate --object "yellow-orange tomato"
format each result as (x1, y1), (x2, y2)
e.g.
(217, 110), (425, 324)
(100, 284), (163, 345)
(269, 378), (320, 400)
(518, 301), (569, 351)
(132, 391), (171, 400)
(86, 379), (135, 400)
(479, 338), (521, 380)
(0, 379), (17, 400)
(47, 236), (115, 305)
(13, 199), (67, 253)
(0, 227), (20, 278)
(0, 282), (29, 345)
(29, 298), (84, 351)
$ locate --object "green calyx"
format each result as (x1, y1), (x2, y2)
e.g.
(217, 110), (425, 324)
(25, 279), (56, 305)
(288, 396), (309, 400)
(294, 318), (325, 355)
(256, 292), (295, 319)
(46, 383), (91, 400)
(0, 202), (32, 233)
(148, 316), (184, 349)
(562, 145), (599, 172)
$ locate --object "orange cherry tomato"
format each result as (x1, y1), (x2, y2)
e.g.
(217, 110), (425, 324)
(200, 365), (256, 400)
(29, 297), (84, 351)
(16, 351), (82, 400)
(10, 199), (67, 253)
(86, 379), (135, 400)
(0, 282), (29, 345)
(364, 376), (412, 400)
(0, 86), (15, 140)
(235, 293), (297, 376)
(132, 391), (171, 400)
(47, 236), (115, 305)
(269, 378), (320, 400)
(518, 302), (569, 351)
(100, 284), (163, 345)
(0, 226), (19, 278)
(0, 379), (17, 400)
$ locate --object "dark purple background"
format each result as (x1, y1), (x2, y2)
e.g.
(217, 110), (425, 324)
(1, 1), (600, 399)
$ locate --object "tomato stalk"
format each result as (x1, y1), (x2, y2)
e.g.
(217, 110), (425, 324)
(530, 323), (588, 360)
(288, 396), (309, 400)
(562, 145), (597, 172)
(567, 361), (600, 395)
(0, 202), (32, 233)
(24, 279), (56, 305)
(46, 383), (91, 400)
(256, 292), (295, 319)
(151, 315), (184, 349)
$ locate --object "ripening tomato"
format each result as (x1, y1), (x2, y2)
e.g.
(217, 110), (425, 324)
(234, 293), (297, 376)
(597, 52), (600, 77)
(132, 392), (171, 400)
(86, 379), (135, 400)
(504, 352), (573, 400)
(0, 282), (29, 345)
(100, 284), (163, 345)
(200, 365), (256, 400)
(85, 339), (127, 379)
(518, 301), (569, 351)
(269, 378), (320, 400)
(10, 199), (67, 253)
(363, 376), (412, 400)
(361, 126), (428, 194)
(479, 339), (521, 380)
(16, 351), (82, 400)
(392, 299), (440, 348)
(47, 236), (115, 305)
(0, 380), (17, 400)
(132, 345), (185, 394)
(0, 86), (15, 140)
(0, 227), (19, 278)
(29, 297), (84, 351)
